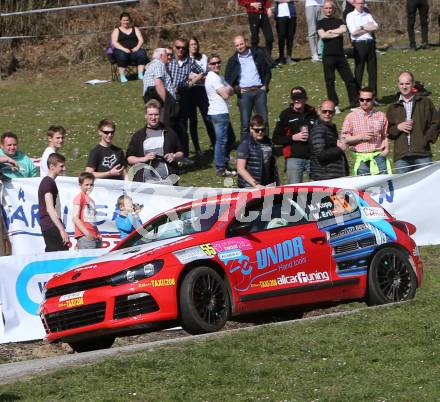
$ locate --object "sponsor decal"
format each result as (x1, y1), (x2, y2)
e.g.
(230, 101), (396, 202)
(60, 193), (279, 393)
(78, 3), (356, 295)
(58, 291), (86, 308)
(218, 249), (242, 261)
(361, 207), (388, 220)
(277, 256), (307, 271)
(329, 223), (367, 240)
(228, 255), (253, 276)
(277, 271), (330, 285)
(174, 246), (214, 263)
(140, 278), (176, 288)
(252, 279), (278, 288)
(212, 237), (253, 252)
(256, 236), (305, 270)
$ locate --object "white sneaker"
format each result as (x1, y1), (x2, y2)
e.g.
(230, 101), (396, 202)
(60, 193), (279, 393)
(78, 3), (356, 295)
(334, 106), (342, 115)
(311, 54), (320, 63)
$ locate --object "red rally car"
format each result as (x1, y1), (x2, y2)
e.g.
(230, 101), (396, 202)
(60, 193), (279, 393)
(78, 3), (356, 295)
(40, 186), (423, 352)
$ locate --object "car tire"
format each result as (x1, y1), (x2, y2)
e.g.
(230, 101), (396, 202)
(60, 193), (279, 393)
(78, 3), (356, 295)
(68, 335), (116, 353)
(367, 247), (417, 306)
(179, 266), (230, 335)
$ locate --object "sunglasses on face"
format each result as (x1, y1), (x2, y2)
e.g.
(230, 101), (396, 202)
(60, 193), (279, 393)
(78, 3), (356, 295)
(101, 130), (115, 135)
(359, 97), (373, 102)
(175, 46), (187, 50)
(321, 110), (335, 115)
(209, 61), (221, 65)
(252, 127), (265, 133)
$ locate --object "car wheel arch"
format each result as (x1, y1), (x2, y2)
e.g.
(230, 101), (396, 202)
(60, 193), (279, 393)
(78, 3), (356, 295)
(176, 260), (235, 315)
(368, 243), (418, 285)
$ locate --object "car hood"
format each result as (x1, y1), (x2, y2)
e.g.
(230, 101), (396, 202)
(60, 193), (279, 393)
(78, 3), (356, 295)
(48, 236), (194, 286)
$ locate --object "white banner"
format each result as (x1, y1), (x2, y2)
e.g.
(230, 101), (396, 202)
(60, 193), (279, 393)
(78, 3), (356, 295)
(0, 177), (234, 255)
(1, 163), (440, 343)
(0, 249), (103, 343)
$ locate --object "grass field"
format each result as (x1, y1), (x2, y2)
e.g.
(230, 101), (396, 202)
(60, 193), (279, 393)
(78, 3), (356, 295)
(0, 47), (439, 400)
(0, 246), (438, 401)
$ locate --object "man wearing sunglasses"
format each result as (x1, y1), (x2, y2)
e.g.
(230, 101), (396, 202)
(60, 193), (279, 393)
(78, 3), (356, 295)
(168, 38), (205, 166)
(86, 119), (127, 180)
(341, 87), (390, 175)
(310, 99), (349, 180)
(237, 114), (279, 188)
(205, 54), (236, 177)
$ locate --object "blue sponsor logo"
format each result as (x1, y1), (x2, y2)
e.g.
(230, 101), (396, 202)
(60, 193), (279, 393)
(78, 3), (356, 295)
(16, 256), (96, 315)
(256, 236), (305, 270)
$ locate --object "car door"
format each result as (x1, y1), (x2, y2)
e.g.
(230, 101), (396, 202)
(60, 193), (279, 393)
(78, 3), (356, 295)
(223, 191), (334, 311)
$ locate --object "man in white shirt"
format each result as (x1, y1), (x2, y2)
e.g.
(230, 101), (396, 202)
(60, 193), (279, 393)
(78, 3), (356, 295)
(346, 0), (378, 99)
(205, 54), (237, 177)
(305, 0), (324, 62)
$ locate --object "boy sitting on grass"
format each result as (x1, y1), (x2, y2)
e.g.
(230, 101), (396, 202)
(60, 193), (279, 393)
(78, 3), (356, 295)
(115, 194), (142, 240)
(72, 172), (101, 249)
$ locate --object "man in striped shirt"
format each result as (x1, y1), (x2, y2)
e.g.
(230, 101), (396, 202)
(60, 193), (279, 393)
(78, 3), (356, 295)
(341, 87), (390, 175)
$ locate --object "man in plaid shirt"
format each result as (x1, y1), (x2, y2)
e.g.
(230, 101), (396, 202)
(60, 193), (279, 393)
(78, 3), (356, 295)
(168, 38), (204, 163)
(239, 0), (274, 55)
(341, 87), (390, 175)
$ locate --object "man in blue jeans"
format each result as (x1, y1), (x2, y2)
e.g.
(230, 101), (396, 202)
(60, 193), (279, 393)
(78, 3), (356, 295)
(205, 54), (237, 177)
(225, 35), (272, 141)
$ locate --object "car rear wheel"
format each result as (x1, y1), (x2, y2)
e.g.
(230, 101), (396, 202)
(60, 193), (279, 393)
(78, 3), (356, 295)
(179, 266), (230, 334)
(68, 335), (116, 353)
(367, 247), (417, 306)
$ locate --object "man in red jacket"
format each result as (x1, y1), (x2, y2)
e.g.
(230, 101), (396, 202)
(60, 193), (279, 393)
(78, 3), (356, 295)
(239, 0), (274, 55)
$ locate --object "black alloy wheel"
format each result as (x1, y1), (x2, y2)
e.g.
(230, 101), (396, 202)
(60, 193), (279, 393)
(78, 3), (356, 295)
(367, 247), (417, 306)
(179, 266), (230, 334)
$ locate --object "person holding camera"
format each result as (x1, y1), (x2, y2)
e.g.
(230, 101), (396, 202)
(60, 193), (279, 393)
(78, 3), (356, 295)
(127, 99), (183, 184)
(115, 195), (143, 240)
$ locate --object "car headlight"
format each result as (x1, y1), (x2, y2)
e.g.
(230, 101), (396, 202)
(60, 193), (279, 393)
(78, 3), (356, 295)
(109, 260), (164, 286)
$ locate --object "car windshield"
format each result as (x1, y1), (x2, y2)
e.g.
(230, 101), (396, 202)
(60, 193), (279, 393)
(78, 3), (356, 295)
(116, 202), (228, 249)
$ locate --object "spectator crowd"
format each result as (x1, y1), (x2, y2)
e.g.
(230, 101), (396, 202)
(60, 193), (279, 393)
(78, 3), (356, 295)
(1, 1), (439, 253)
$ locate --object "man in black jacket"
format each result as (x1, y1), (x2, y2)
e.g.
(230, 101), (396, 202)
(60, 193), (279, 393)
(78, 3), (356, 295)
(310, 99), (349, 180)
(225, 35), (272, 140)
(273, 86), (318, 183)
(126, 100), (183, 183)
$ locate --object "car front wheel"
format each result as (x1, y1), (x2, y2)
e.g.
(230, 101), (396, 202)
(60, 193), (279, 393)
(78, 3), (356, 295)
(179, 266), (230, 334)
(367, 247), (417, 306)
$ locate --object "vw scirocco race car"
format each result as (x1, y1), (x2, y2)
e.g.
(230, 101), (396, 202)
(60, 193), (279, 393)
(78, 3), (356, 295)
(40, 186), (423, 352)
